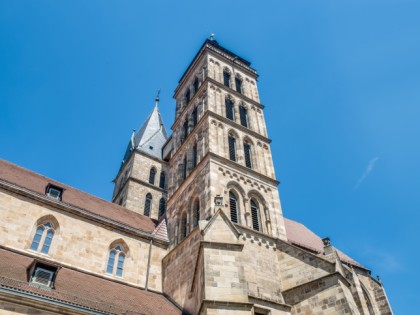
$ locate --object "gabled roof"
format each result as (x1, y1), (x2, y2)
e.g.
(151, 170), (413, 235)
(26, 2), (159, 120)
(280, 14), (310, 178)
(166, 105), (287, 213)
(0, 159), (157, 234)
(123, 103), (168, 162)
(0, 248), (181, 315)
(284, 217), (366, 269)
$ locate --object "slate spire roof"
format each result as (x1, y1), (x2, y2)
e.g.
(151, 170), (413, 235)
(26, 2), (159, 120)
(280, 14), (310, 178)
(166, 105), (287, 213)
(123, 96), (168, 162)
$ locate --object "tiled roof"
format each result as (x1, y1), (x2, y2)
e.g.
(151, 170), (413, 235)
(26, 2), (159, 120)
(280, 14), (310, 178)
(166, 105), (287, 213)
(0, 248), (181, 315)
(284, 217), (366, 269)
(0, 159), (157, 234)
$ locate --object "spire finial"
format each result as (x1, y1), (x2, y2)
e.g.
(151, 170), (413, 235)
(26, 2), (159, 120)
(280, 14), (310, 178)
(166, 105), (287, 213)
(210, 33), (215, 41)
(155, 89), (160, 107)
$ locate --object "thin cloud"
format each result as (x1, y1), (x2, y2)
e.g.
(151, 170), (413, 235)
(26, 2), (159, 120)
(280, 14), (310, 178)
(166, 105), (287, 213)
(354, 156), (380, 190)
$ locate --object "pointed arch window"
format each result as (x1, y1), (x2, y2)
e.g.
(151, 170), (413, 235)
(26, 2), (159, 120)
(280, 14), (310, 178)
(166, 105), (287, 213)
(182, 120), (188, 142)
(185, 88), (191, 104)
(225, 98), (234, 121)
(149, 168), (156, 185)
(193, 77), (199, 94)
(144, 193), (152, 216)
(228, 135), (237, 162)
(235, 77), (243, 94)
(159, 172), (166, 189)
(181, 213), (188, 240)
(229, 192), (239, 223)
(244, 142), (252, 168)
(192, 144), (198, 168)
(159, 198), (166, 217)
(183, 156), (188, 180)
(30, 222), (55, 254)
(250, 199), (260, 231)
(192, 107), (198, 127)
(193, 200), (200, 228)
(239, 105), (248, 128)
(223, 70), (231, 87)
(106, 245), (126, 277)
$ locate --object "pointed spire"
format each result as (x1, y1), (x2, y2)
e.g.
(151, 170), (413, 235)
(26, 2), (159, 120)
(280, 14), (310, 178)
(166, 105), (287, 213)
(155, 89), (160, 108)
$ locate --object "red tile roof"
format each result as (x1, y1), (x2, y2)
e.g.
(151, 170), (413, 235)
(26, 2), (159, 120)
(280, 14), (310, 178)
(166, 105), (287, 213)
(284, 217), (366, 269)
(0, 160), (157, 234)
(0, 248), (181, 315)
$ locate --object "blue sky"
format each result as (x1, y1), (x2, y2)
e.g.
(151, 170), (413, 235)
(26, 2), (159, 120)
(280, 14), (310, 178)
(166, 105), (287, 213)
(1, 1), (419, 312)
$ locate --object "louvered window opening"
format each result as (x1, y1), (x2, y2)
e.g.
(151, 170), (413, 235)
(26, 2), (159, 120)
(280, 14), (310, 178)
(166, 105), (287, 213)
(181, 215), (187, 239)
(149, 168), (156, 185)
(223, 71), (231, 87)
(239, 106), (248, 127)
(251, 200), (260, 231)
(244, 143), (252, 168)
(144, 193), (152, 216)
(192, 145), (198, 168)
(193, 201), (200, 227)
(229, 192), (238, 223)
(159, 172), (166, 189)
(183, 156), (187, 180)
(225, 99), (234, 120)
(235, 77), (242, 93)
(159, 198), (166, 217)
(32, 267), (54, 287)
(228, 136), (237, 162)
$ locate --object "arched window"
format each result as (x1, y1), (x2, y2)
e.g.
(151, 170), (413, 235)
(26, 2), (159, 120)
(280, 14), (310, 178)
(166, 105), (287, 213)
(193, 77), (199, 94)
(193, 200), (200, 228)
(185, 88), (191, 104)
(159, 172), (166, 189)
(181, 213), (187, 240)
(149, 168), (156, 185)
(182, 120), (188, 142)
(235, 77), (243, 94)
(192, 107), (198, 127)
(159, 198), (166, 217)
(228, 134), (237, 162)
(225, 98), (235, 121)
(144, 193), (152, 216)
(244, 141), (252, 168)
(229, 191), (239, 223)
(106, 244), (126, 277)
(192, 144), (198, 168)
(30, 222), (55, 254)
(223, 70), (231, 87)
(183, 155), (188, 180)
(239, 105), (248, 128)
(250, 199), (260, 231)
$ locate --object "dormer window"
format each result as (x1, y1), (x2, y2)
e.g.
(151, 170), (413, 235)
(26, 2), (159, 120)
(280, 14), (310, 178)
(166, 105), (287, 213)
(45, 184), (64, 201)
(30, 262), (58, 288)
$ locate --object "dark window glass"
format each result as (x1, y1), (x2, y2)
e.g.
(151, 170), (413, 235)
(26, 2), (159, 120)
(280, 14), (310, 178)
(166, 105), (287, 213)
(159, 172), (166, 189)
(183, 120), (188, 142)
(228, 136), (237, 162)
(183, 156), (187, 180)
(235, 77), (242, 93)
(185, 89), (190, 104)
(239, 106), (248, 127)
(116, 253), (125, 277)
(30, 226), (44, 251)
(41, 230), (54, 254)
(181, 214), (187, 239)
(193, 200), (200, 227)
(223, 71), (231, 87)
(225, 99), (234, 120)
(149, 168), (156, 185)
(192, 144), (198, 168)
(244, 143), (252, 168)
(193, 78), (199, 94)
(144, 193), (152, 216)
(229, 192), (238, 223)
(251, 200), (260, 231)
(159, 198), (166, 217)
(192, 108), (198, 127)
(106, 250), (115, 274)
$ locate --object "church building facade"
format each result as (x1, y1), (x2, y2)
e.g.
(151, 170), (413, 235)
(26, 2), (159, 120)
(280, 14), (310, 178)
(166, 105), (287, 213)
(0, 39), (393, 315)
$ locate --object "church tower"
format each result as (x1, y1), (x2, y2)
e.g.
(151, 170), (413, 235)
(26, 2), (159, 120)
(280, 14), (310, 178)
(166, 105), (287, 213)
(163, 38), (287, 243)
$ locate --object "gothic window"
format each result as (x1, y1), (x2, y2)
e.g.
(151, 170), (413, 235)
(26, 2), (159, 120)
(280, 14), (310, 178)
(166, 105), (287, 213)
(239, 105), (248, 128)
(159, 172), (166, 189)
(181, 213), (187, 240)
(149, 168), (156, 185)
(144, 193), (152, 216)
(30, 222), (55, 254)
(106, 244), (126, 277)
(244, 142), (252, 168)
(183, 156), (188, 180)
(228, 135), (237, 162)
(223, 70), (231, 87)
(235, 77), (242, 94)
(159, 198), (166, 217)
(229, 191), (239, 223)
(193, 199), (200, 228)
(225, 98), (235, 121)
(192, 144), (198, 168)
(182, 120), (188, 142)
(250, 199), (260, 231)
(192, 107), (198, 127)
(193, 77), (199, 94)
(185, 88), (191, 104)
